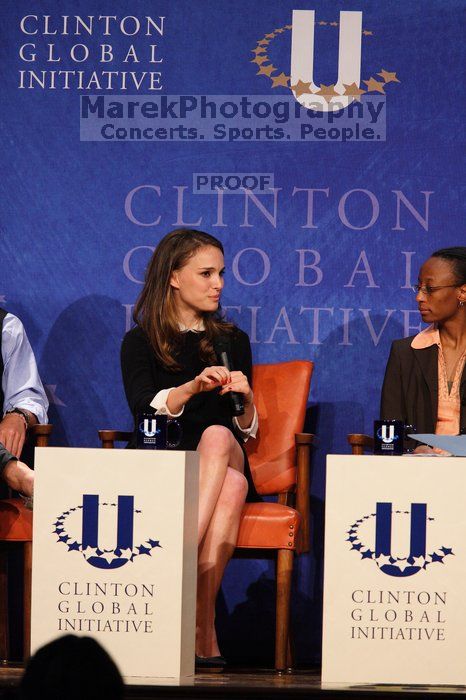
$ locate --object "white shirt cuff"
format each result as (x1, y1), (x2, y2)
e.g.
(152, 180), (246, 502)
(233, 405), (258, 442)
(150, 388), (184, 418)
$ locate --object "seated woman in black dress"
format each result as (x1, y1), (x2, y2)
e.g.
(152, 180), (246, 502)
(381, 247), (466, 447)
(121, 229), (257, 666)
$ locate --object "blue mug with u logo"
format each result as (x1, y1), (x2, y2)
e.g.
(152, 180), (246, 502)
(137, 413), (182, 449)
(373, 420), (404, 456)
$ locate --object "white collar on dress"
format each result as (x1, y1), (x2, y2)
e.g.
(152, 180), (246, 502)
(410, 324), (439, 349)
(178, 319), (205, 333)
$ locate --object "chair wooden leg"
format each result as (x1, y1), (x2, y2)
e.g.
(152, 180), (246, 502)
(275, 548), (294, 671)
(286, 634), (294, 670)
(23, 542), (32, 660)
(0, 546), (9, 662)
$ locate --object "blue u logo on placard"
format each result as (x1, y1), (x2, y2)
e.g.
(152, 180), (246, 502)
(52, 495), (161, 569)
(346, 502), (454, 577)
(82, 495), (134, 569)
(375, 502), (426, 577)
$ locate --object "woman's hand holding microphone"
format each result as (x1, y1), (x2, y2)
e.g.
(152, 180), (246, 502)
(192, 367), (253, 405)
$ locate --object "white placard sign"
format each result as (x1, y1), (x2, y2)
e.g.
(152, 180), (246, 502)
(323, 455), (466, 686)
(31, 447), (199, 684)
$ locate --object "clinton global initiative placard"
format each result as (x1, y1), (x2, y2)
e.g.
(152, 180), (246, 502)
(31, 448), (199, 682)
(323, 456), (466, 685)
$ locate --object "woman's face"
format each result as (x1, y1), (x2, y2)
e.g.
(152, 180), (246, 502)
(416, 257), (462, 324)
(170, 245), (225, 319)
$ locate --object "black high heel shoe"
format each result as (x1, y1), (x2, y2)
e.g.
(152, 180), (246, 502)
(195, 654), (227, 673)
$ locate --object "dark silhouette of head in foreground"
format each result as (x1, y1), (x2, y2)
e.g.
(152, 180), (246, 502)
(20, 634), (124, 700)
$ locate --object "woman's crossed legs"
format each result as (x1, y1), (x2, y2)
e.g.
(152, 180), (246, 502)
(196, 425), (248, 658)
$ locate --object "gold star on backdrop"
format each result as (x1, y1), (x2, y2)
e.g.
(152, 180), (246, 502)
(251, 55), (269, 65)
(316, 83), (338, 102)
(290, 79), (312, 97)
(248, 20), (400, 99)
(271, 72), (290, 88)
(257, 64), (276, 77)
(377, 69), (400, 83)
(343, 82), (366, 100)
(363, 77), (386, 93)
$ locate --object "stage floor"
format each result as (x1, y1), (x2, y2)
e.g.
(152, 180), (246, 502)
(1, 665), (466, 699)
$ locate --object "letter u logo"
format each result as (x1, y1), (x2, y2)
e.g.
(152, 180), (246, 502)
(381, 424), (395, 443)
(82, 495), (134, 569)
(290, 9), (362, 112)
(143, 418), (157, 437)
(375, 502), (427, 577)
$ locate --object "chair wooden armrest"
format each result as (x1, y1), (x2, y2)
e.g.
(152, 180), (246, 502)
(347, 433), (374, 455)
(30, 424), (53, 447)
(294, 432), (315, 554)
(98, 430), (132, 448)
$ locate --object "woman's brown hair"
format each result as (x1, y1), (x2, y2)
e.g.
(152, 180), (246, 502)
(133, 229), (235, 370)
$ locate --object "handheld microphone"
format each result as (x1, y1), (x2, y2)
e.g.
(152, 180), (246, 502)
(214, 337), (245, 416)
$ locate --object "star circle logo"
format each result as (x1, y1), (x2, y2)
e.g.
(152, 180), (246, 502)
(347, 502), (454, 577)
(251, 11), (400, 109)
(52, 495), (161, 570)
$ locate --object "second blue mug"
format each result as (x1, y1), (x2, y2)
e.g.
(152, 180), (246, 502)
(137, 413), (182, 449)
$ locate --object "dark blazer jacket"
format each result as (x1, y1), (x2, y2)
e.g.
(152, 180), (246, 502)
(381, 335), (466, 434)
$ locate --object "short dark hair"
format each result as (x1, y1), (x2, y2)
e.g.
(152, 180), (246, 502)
(20, 634), (124, 700)
(431, 247), (466, 285)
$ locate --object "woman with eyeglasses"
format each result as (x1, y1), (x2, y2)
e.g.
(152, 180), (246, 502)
(381, 247), (466, 445)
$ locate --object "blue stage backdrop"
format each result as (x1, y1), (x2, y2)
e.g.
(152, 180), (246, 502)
(1, 0), (464, 662)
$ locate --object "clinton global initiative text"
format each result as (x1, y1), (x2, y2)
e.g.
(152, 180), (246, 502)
(57, 581), (155, 634)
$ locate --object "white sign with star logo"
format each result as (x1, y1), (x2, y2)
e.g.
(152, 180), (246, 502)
(31, 447), (199, 685)
(322, 455), (466, 685)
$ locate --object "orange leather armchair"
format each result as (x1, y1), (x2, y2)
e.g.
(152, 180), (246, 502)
(0, 424), (53, 661)
(235, 361), (314, 671)
(98, 360), (314, 671)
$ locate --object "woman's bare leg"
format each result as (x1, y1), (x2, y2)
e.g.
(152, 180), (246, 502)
(197, 425), (244, 543)
(196, 468), (248, 657)
(195, 426), (248, 657)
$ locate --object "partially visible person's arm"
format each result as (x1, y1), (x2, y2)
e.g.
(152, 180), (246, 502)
(121, 329), (163, 416)
(0, 442), (34, 496)
(1, 315), (48, 456)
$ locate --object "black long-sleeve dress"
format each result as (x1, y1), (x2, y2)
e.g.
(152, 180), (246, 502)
(121, 325), (257, 496)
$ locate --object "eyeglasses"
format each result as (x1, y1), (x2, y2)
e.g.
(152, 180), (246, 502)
(412, 284), (459, 295)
